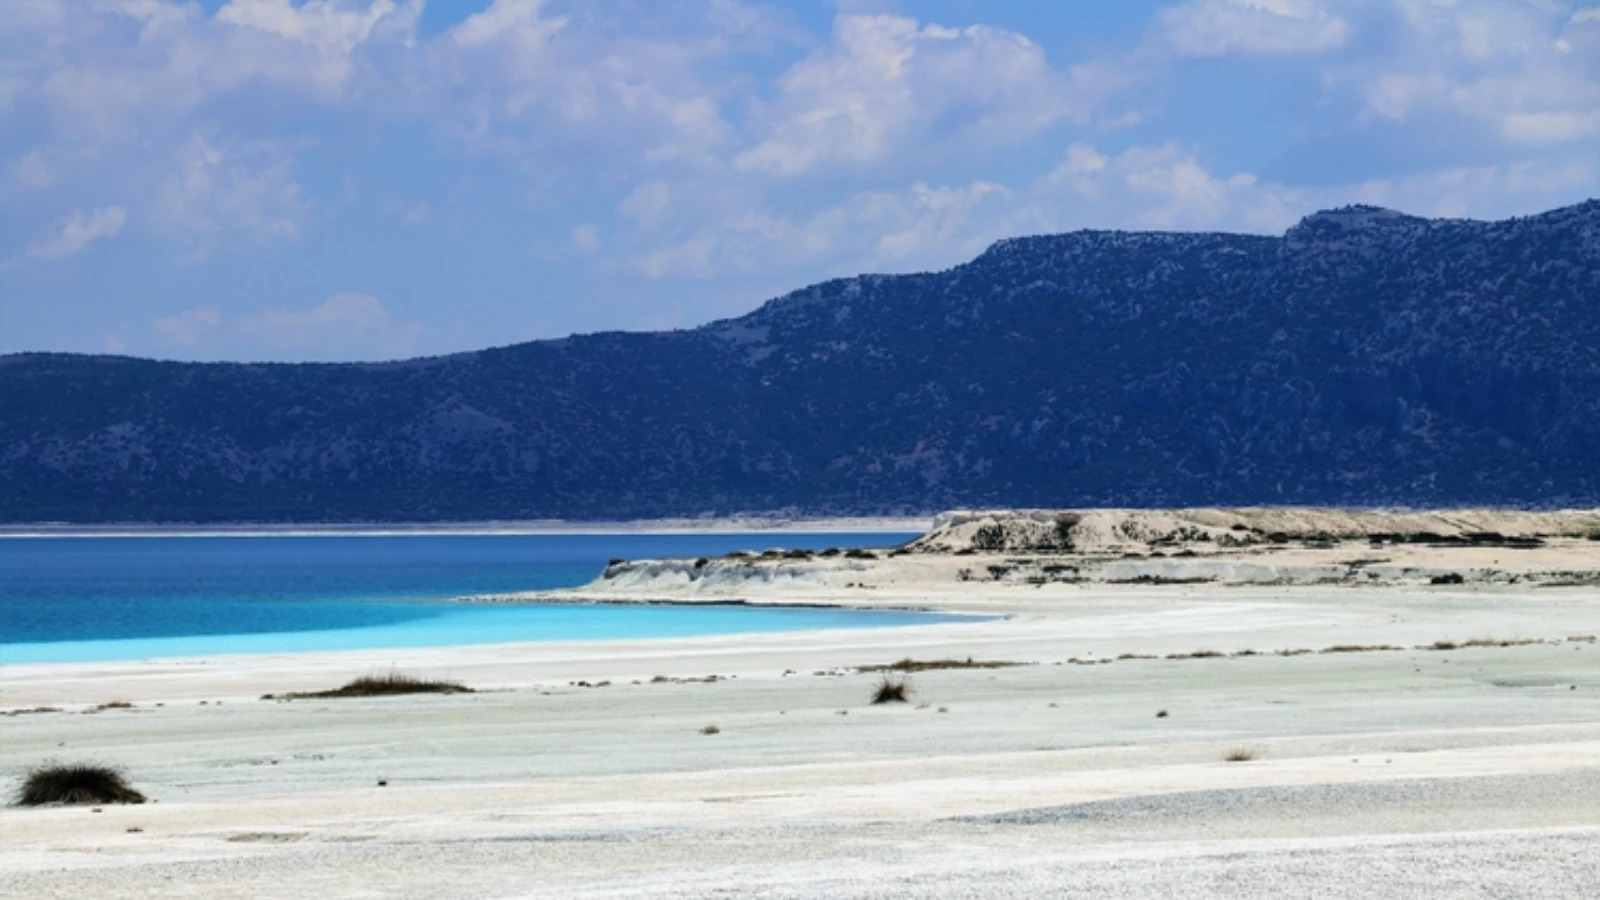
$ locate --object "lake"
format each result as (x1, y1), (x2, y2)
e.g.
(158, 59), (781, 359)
(0, 532), (954, 664)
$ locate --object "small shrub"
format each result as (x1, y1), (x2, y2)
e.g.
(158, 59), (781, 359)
(15, 764), (146, 806)
(700, 724), (720, 735)
(871, 674), (912, 705)
(972, 524), (1007, 552)
(1155, 709), (1169, 718)
(1430, 573), (1466, 585)
(264, 673), (472, 701)
(1223, 747), (1256, 763)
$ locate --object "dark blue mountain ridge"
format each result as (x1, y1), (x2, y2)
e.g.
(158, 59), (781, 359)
(4, 199), (1599, 522)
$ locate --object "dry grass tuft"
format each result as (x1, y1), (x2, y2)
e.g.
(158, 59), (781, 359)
(1223, 747), (1257, 763)
(858, 657), (1027, 673)
(2, 707), (63, 718)
(870, 674), (912, 704)
(14, 764), (146, 806)
(700, 724), (721, 735)
(263, 673), (472, 701)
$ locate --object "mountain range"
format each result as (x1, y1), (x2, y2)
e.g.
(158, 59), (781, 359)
(4, 200), (1599, 523)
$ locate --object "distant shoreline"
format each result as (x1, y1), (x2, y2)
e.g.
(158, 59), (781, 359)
(0, 517), (931, 539)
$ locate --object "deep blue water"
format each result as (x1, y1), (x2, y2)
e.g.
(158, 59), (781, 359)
(0, 533), (942, 664)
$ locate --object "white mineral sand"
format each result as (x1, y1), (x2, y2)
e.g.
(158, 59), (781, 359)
(4, 512), (1599, 898)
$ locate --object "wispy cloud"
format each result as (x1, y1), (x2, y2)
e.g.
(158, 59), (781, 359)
(150, 293), (425, 361)
(20, 206), (127, 262)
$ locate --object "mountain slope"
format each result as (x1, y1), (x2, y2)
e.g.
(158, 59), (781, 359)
(4, 201), (1599, 522)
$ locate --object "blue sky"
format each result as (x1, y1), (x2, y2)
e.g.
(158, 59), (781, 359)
(2, 0), (1598, 362)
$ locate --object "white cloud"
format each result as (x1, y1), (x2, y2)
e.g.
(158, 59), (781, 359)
(439, 0), (730, 166)
(233, 292), (424, 360)
(617, 176), (1012, 282)
(618, 180), (673, 229)
(875, 181), (1010, 260)
(1501, 110), (1600, 143)
(609, 132), (1600, 295)
(1347, 155), (1600, 220)
(734, 14), (1109, 176)
(12, 150), (54, 189)
(236, 291), (387, 336)
(18, 0), (418, 150)
(1034, 142), (1302, 232)
(572, 223), (601, 253)
(150, 293), (424, 360)
(24, 206), (128, 261)
(214, 0), (411, 57)
(1157, 0), (1351, 57)
(153, 134), (308, 251)
(1342, 1), (1600, 148)
(153, 306), (222, 346)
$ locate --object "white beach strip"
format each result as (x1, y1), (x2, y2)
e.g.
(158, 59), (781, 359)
(3, 511), (1599, 897)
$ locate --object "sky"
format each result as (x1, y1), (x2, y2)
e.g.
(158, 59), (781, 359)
(2, 0), (1598, 362)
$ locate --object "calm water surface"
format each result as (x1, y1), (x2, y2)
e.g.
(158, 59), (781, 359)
(0, 533), (946, 664)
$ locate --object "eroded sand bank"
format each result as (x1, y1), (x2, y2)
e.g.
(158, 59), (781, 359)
(4, 510), (1599, 898)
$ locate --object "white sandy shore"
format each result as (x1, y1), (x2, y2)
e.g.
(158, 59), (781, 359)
(4, 517), (1600, 897)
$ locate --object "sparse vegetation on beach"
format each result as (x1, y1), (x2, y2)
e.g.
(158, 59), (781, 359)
(858, 657), (1028, 673)
(871, 674), (912, 704)
(1223, 747), (1257, 763)
(2, 706), (64, 718)
(14, 764), (146, 806)
(262, 673), (473, 701)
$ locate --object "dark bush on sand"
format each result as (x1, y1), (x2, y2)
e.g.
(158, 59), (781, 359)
(15, 764), (146, 806)
(263, 673), (473, 701)
(871, 674), (912, 704)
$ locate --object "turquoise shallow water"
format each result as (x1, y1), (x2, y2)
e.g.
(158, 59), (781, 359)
(0, 533), (951, 665)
